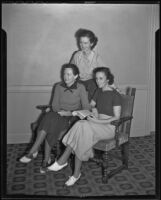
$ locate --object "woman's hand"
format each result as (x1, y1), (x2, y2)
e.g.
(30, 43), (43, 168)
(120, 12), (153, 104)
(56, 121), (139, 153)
(77, 113), (86, 120)
(91, 108), (99, 118)
(46, 107), (51, 112)
(87, 115), (98, 123)
(87, 114), (112, 124)
(87, 106), (121, 124)
(58, 110), (72, 116)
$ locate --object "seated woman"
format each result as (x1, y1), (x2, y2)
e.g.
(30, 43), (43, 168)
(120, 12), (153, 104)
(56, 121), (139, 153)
(47, 67), (122, 186)
(19, 63), (90, 173)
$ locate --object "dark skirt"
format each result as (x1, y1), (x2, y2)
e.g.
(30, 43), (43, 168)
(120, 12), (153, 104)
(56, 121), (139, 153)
(79, 79), (97, 101)
(37, 111), (79, 147)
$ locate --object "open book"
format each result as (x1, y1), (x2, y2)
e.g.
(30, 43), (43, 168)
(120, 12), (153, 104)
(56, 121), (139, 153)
(72, 110), (93, 119)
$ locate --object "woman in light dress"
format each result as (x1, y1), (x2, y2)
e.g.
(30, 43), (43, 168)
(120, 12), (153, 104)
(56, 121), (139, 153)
(47, 67), (122, 186)
(70, 28), (121, 101)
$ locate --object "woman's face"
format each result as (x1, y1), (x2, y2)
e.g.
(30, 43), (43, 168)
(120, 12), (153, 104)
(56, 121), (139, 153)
(95, 71), (109, 88)
(64, 68), (78, 86)
(79, 36), (93, 53)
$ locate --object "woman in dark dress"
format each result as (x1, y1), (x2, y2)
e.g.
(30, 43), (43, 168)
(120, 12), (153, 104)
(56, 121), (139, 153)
(19, 63), (90, 173)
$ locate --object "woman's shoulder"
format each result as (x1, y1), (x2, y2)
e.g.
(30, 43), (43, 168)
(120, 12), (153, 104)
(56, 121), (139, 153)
(73, 50), (82, 57)
(76, 82), (86, 89)
(111, 89), (122, 101)
(70, 51), (82, 64)
(55, 81), (61, 86)
(110, 89), (121, 96)
(55, 81), (64, 89)
(103, 89), (121, 99)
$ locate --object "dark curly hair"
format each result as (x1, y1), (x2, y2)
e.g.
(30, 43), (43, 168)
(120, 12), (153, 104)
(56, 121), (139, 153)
(60, 63), (80, 81)
(93, 67), (114, 85)
(75, 28), (98, 50)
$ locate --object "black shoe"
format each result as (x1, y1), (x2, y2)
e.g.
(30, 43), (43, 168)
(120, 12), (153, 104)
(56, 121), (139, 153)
(40, 159), (51, 174)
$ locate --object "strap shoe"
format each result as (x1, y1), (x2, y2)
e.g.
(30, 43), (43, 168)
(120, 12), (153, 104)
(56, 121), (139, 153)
(47, 161), (68, 171)
(19, 151), (38, 163)
(65, 173), (81, 186)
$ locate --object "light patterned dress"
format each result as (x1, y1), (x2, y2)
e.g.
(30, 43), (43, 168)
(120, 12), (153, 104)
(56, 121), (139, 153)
(62, 89), (122, 161)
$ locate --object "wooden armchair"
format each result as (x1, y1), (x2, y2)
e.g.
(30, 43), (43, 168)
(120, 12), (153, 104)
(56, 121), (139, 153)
(91, 87), (136, 183)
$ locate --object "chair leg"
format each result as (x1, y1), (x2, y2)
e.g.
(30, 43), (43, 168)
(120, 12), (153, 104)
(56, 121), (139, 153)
(102, 151), (109, 184)
(121, 142), (129, 169)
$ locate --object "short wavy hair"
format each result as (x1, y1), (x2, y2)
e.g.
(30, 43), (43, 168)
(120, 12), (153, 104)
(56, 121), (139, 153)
(60, 63), (80, 81)
(93, 67), (114, 85)
(75, 28), (98, 50)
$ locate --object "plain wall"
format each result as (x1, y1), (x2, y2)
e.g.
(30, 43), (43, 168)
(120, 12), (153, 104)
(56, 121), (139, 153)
(3, 4), (155, 85)
(2, 3), (159, 143)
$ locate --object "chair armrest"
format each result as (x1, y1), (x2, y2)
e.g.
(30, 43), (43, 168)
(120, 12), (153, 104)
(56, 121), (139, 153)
(36, 105), (51, 112)
(110, 116), (133, 127)
(111, 116), (133, 147)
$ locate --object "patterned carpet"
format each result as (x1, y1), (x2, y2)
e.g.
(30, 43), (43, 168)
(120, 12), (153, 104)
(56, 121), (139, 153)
(6, 135), (156, 197)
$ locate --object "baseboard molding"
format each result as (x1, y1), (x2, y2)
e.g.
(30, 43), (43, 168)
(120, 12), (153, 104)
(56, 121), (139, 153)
(130, 129), (151, 137)
(7, 133), (32, 144)
(150, 131), (155, 135)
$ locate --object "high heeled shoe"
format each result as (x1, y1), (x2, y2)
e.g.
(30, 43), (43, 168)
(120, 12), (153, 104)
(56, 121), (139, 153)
(19, 151), (38, 163)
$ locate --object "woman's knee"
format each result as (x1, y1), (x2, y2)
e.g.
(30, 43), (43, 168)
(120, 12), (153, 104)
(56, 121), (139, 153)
(76, 120), (87, 126)
(73, 120), (88, 131)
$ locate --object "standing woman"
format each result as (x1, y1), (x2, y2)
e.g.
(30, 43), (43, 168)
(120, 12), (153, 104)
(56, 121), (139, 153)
(70, 28), (120, 101)
(48, 67), (122, 186)
(19, 63), (90, 173)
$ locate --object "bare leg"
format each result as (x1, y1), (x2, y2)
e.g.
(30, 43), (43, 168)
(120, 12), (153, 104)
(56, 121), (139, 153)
(44, 139), (51, 163)
(28, 130), (47, 155)
(64, 155), (82, 186)
(73, 156), (82, 178)
(57, 145), (72, 165)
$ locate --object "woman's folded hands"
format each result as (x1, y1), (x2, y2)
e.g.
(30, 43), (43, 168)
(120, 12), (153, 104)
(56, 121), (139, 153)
(58, 110), (72, 116)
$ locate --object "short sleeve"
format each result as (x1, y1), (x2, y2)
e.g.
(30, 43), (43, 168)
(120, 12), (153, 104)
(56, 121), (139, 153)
(70, 55), (76, 65)
(70, 51), (79, 66)
(113, 92), (122, 106)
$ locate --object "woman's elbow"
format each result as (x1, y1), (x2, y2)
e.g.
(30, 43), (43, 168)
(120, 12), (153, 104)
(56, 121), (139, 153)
(114, 115), (121, 120)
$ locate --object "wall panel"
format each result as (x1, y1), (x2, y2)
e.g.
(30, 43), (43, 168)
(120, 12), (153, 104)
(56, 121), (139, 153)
(7, 85), (148, 143)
